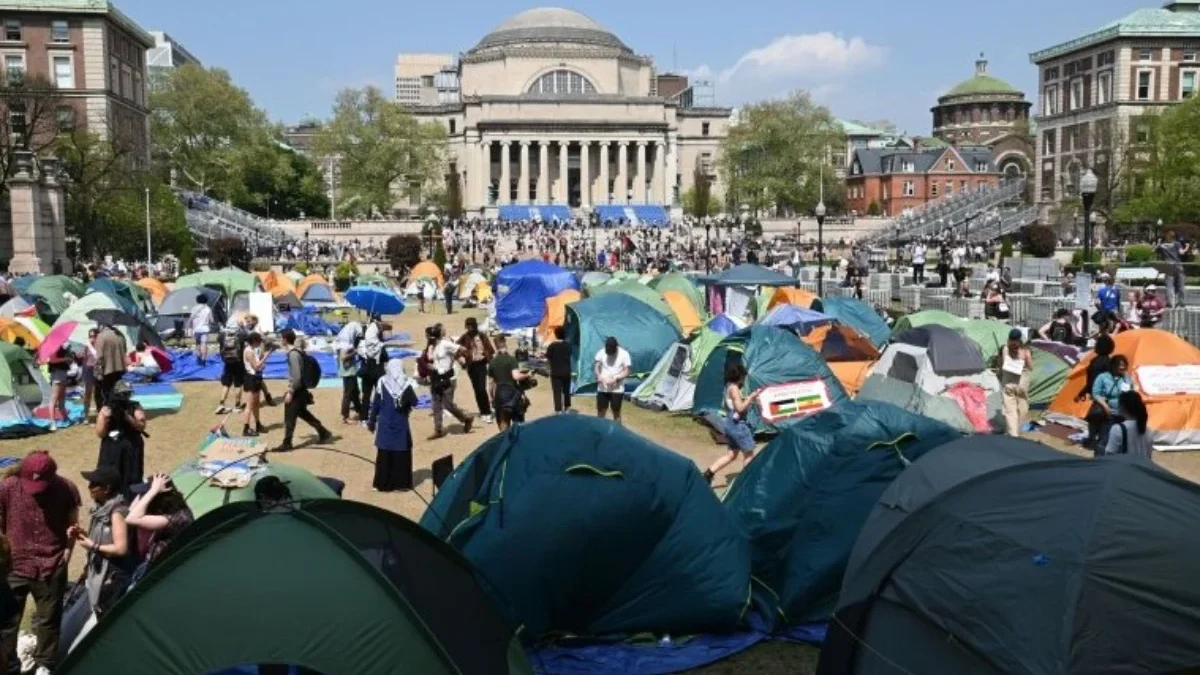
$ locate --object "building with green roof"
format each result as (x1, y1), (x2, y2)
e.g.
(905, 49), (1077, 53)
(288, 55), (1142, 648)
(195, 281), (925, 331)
(931, 54), (1034, 179)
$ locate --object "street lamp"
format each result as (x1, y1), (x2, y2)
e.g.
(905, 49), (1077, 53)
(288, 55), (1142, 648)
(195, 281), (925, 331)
(1080, 168), (1099, 337)
(1157, 217), (1164, 243)
(815, 199), (827, 296)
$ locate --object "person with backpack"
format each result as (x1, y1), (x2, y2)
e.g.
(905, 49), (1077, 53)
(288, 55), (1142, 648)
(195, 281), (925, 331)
(272, 329), (332, 452)
(214, 320), (248, 416)
(1037, 308), (1079, 346)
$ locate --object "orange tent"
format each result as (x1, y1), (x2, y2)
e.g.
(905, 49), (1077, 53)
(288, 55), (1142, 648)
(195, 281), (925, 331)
(296, 274), (330, 299)
(257, 270), (296, 298)
(410, 261), (445, 289)
(135, 277), (169, 306)
(1047, 329), (1200, 448)
(768, 287), (821, 311)
(662, 290), (703, 335)
(828, 360), (875, 397)
(0, 318), (41, 348)
(537, 289), (581, 343)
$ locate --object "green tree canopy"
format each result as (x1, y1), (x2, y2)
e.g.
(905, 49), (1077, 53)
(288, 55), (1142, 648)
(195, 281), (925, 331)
(314, 86), (446, 218)
(1116, 100), (1200, 224)
(718, 91), (844, 217)
(227, 136), (330, 220)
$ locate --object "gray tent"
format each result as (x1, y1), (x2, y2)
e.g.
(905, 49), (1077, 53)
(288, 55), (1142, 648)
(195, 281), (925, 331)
(820, 440), (1200, 675)
(893, 324), (985, 376)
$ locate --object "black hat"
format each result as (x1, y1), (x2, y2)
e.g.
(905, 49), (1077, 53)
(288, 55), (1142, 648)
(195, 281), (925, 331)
(1008, 328), (1024, 342)
(81, 466), (121, 489)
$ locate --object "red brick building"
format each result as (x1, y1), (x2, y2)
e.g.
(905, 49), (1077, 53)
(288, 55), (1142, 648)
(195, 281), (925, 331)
(845, 144), (1002, 217)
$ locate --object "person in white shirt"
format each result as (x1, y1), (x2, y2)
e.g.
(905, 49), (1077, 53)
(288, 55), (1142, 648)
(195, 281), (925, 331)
(423, 323), (474, 439)
(593, 337), (632, 425)
(188, 295), (214, 363)
(911, 242), (927, 285)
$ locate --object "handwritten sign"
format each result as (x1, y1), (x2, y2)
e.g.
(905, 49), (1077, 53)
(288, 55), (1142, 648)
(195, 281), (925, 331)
(1137, 365), (1200, 396)
(758, 379), (833, 423)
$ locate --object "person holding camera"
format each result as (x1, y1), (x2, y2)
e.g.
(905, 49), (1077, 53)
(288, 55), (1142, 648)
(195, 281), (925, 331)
(94, 381), (147, 498)
(488, 335), (532, 431)
(68, 466), (134, 633)
(423, 324), (474, 440)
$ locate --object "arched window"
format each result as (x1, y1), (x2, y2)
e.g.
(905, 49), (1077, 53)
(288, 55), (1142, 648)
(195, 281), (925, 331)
(528, 70), (597, 95)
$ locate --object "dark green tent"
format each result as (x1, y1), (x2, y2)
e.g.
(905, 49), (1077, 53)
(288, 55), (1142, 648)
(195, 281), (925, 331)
(60, 501), (531, 675)
(821, 442), (1200, 675)
(565, 293), (682, 392)
(420, 415), (753, 641)
(723, 402), (961, 626)
(693, 326), (849, 435)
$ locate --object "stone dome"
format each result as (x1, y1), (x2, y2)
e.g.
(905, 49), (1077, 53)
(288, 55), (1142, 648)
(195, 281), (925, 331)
(470, 7), (631, 53)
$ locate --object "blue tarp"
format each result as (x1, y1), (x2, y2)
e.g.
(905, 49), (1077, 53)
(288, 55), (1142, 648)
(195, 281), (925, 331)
(498, 205), (572, 223)
(160, 348), (418, 383)
(758, 305), (834, 335)
(276, 308), (340, 336)
(496, 261), (579, 330)
(705, 314), (742, 337)
(593, 205), (669, 227)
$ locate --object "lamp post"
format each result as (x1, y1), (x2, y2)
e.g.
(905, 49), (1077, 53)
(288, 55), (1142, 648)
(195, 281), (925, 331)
(1080, 168), (1099, 337)
(816, 198), (827, 296)
(144, 187), (152, 268)
(304, 230), (310, 266)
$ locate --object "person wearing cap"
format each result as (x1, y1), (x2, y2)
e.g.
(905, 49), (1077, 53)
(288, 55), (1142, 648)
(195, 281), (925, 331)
(69, 466), (134, 622)
(1136, 285), (1165, 328)
(996, 329), (1033, 437)
(593, 336), (632, 425)
(0, 451), (81, 674)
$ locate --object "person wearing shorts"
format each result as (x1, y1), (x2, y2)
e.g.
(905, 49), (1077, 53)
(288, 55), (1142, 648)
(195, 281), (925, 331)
(703, 362), (761, 486)
(241, 332), (268, 437)
(593, 337), (631, 425)
(188, 295), (214, 362)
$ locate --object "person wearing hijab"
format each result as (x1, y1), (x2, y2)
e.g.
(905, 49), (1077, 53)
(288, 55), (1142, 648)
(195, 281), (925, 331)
(367, 360), (419, 492)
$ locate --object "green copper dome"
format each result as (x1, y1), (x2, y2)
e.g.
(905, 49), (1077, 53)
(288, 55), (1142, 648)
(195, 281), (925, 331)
(943, 54), (1020, 98)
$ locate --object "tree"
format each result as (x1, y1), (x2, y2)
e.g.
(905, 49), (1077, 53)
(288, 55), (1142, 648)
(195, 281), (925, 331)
(228, 138), (330, 219)
(208, 237), (248, 270)
(151, 64), (270, 196)
(386, 234), (422, 271)
(0, 75), (67, 190)
(1022, 224), (1058, 258)
(683, 169), (718, 219)
(57, 128), (136, 258)
(866, 200), (882, 217)
(314, 86), (446, 217)
(91, 178), (193, 263)
(718, 91), (844, 217)
(1114, 102), (1200, 224)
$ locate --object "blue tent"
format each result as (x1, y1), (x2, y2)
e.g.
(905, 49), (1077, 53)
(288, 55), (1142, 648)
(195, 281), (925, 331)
(706, 264), (799, 287)
(694, 326), (848, 435)
(564, 293), (681, 392)
(706, 314), (743, 337)
(723, 402), (961, 626)
(758, 305), (834, 335)
(420, 415), (753, 641)
(820, 297), (890, 348)
(299, 282), (337, 305)
(495, 261), (578, 330)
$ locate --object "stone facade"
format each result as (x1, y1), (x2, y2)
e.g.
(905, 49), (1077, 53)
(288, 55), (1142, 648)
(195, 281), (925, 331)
(0, 152), (66, 273)
(931, 55), (1034, 177)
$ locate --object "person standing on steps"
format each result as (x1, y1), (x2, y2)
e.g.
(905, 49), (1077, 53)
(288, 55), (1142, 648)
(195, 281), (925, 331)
(703, 362), (760, 485)
(458, 317), (495, 425)
(424, 324), (474, 440)
(593, 337), (631, 425)
(273, 329), (332, 452)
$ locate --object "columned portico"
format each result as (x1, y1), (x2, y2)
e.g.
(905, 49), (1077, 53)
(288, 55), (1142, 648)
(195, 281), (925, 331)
(616, 142), (629, 205)
(579, 141), (591, 207)
(557, 141), (569, 204)
(537, 142), (549, 203)
(518, 141), (530, 203)
(598, 142), (610, 205)
(499, 141), (511, 205)
(635, 141), (647, 204)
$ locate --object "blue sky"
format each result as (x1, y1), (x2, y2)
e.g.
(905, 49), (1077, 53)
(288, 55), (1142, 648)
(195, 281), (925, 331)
(120, 0), (1147, 133)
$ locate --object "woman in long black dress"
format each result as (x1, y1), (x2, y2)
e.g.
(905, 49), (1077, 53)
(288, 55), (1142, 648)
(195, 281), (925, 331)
(368, 360), (418, 491)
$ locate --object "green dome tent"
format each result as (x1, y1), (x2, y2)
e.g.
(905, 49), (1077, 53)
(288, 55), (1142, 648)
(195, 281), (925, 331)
(170, 461), (339, 517)
(60, 501), (531, 675)
(631, 327), (728, 412)
(648, 272), (705, 317)
(889, 309), (964, 336)
(420, 416), (753, 641)
(26, 275), (87, 320)
(1029, 345), (1072, 408)
(86, 279), (153, 318)
(723, 402), (961, 626)
(694, 326), (849, 435)
(565, 293), (682, 392)
(176, 269), (264, 316)
(956, 319), (1016, 362)
(0, 341), (49, 436)
(585, 280), (681, 331)
(53, 293), (163, 350)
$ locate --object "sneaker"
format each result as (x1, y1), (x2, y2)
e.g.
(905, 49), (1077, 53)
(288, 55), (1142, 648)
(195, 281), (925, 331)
(234, 403), (246, 413)
(49, 422), (57, 432)
(242, 426), (258, 438)
(482, 415), (494, 425)
(35, 666), (51, 675)
(702, 469), (715, 486)
(256, 423), (267, 434)
(429, 430), (448, 441)
(214, 405), (230, 415)
(270, 443), (293, 453)
(317, 429), (333, 445)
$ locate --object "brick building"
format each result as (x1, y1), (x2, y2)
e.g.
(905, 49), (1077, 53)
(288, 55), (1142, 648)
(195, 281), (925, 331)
(932, 54), (1034, 177)
(845, 145), (1001, 217)
(1031, 0), (1200, 210)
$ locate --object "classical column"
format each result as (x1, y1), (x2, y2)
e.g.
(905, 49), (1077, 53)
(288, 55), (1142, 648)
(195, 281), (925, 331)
(617, 142), (629, 204)
(499, 141), (511, 206)
(653, 140), (667, 205)
(599, 142), (610, 204)
(579, 141), (591, 208)
(518, 141), (530, 204)
(7, 153), (44, 275)
(538, 141), (549, 203)
(666, 135), (679, 207)
(558, 141), (569, 205)
(474, 136), (488, 210)
(635, 141), (648, 204)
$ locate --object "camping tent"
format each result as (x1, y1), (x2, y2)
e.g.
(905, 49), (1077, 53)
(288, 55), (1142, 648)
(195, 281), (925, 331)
(154, 288), (227, 338)
(0, 317), (46, 348)
(175, 270), (262, 317)
(893, 325), (987, 376)
(1046, 329), (1200, 447)
(170, 460), (339, 517)
(54, 293), (164, 351)
(705, 313), (745, 337)
(586, 281), (682, 331)
(580, 271), (612, 289)
(536, 289), (581, 343)
(409, 261), (445, 289)
(455, 268), (493, 303)
(257, 270), (296, 299)
(821, 444), (1200, 675)
(766, 287), (822, 312)
(1029, 345), (1072, 408)
(694, 326), (849, 435)
(648, 272), (705, 316)
(296, 274), (337, 305)
(857, 333), (1002, 434)
(956, 319), (1016, 362)
(820, 297), (890, 349)
(706, 264), (800, 287)
(723, 402), (960, 625)
(135, 277), (169, 307)
(420, 416), (752, 640)
(889, 309), (964, 336)
(26, 276), (87, 319)
(661, 290), (703, 335)
(355, 273), (393, 289)
(0, 341), (49, 436)
(495, 260), (579, 331)
(758, 305), (834, 335)
(564, 293), (681, 392)
(85, 279), (149, 320)
(60, 501), (531, 675)
(631, 327), (728, 412)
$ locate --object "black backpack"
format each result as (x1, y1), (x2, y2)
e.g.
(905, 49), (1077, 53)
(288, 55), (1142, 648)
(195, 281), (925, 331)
(296, 349), (321, 389)
(219, 328), (244, 363)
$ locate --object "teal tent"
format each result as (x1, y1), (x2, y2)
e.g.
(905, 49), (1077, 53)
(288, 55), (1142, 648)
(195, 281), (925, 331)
(61, 501), (531, 675)
(565, 293), (682, 392)
(585, 280), (681, 331)
(694, 326), (849, 435)
(1029, 345), (1072, 408)
(420, 416), (753, 640)
(26, 275), (87, 320)
(84, 279), (148, 321)
(722, 402), (961, 625)
(820, 297), (890, 348)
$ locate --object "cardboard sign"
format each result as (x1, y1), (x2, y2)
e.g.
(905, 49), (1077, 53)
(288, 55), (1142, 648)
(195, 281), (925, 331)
(1074, 272), (1093, 311)
(1137, 365), (1200, 396)
(757, 379), (833, 423)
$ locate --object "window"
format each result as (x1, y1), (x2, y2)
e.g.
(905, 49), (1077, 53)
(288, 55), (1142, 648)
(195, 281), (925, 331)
(702, 122), (710, 136)
(1098, 51), (1115, 67)
(1139, 49), (1153, 61)
(1070, 78), (1083, 110)
(903, 180), (915, 196)
(900, 159), (914, 172)
(3, 20), (19, 42)
(109, 57), (117, 92)
(945, 181), (954, 196)
(527, 69), (597, 96)
(1137, 70), (1153, 100)
(9, 103), (26, 147)
(1044, 85), (1059, 115)
(931, 182), (939, 197)
(1044, 66), (1059, 82)
(1183, 71), (1197, 99)
(133, 71), (142, 105)
(448, 119), (456, 134)
(52, 55), (72, 88)
(974, 160), (989, 172)
(51, 20), (68, 43)
(4, 54), (23, 84)
(1135, 122), (1151, 145)
(120, 64), (130, 99)
(960, 180), (969, 191)
(54, 105), (75, 132)
(420, 75), (434, 87)
(1187, 50), (1198, 63)
(1043, 130), (1056, 154)
(1098, 71), (1112, 105)
(947, 159), (955, 171)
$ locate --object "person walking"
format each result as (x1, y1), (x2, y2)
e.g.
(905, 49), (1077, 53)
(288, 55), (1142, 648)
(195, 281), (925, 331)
(702, 362), (760, 485)
(367, 360), (418, 492)
(358, 316), (387, 415)
(488, 335), (530, 431)
(1091, 354), (1134, 455)
(424, 324), (474, 439)
(273, 329), (332, 452)
(1102, 391), (1154, 458)
(93, 321), (126, 409)
(187, 295), (213, 362)
(545, 326), (573, 413)
(214, 316), (250, 416)
(241, 332), (269, 437)
(998, 329), (1033, 437)
(458, 317), (495, 424)
(335, 321), (364, 424)
(0, 452), (81, 675)
(593, 337), (631, 425)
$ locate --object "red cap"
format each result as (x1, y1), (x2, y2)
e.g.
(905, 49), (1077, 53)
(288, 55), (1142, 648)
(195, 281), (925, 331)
(20, 452), (56, 495)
